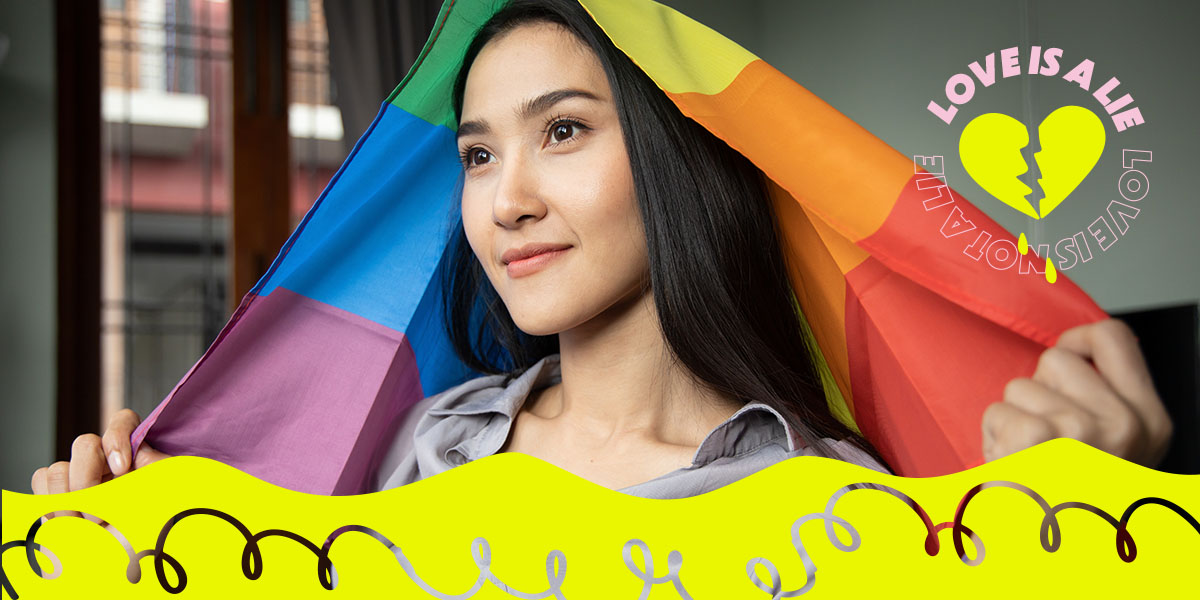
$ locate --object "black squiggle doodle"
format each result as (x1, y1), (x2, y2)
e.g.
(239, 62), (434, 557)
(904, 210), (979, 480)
(0, 540), (58, 599)
(747, 482), (1198, 598)
(1, 509), (567, 599)
(622, 539), (692, 600)
(339, 526), (567, 599)
(3, 485), (1196, 599)
(745, 482), (982, 598)
(954, 482), (1200, 565)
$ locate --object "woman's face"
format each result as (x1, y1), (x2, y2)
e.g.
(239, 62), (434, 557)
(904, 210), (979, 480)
(457, 22), (649, 336)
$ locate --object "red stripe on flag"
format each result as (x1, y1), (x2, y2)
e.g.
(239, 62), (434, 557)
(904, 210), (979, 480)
(857, 172), (1107, 347)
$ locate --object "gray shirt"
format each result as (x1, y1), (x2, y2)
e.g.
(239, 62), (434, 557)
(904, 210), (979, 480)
(373, 353), (889, 498)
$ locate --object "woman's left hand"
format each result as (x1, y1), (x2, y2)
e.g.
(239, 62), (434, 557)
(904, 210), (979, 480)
(982, 318), (1173, 468)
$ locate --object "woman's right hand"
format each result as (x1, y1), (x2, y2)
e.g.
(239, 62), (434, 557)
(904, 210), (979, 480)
(31, 409), (171, 494)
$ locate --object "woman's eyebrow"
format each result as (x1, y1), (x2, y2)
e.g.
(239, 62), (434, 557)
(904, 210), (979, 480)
(457, 88), (602, 140)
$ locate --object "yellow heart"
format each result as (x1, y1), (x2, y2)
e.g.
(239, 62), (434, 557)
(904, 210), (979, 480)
(959, 106), (1105, 220)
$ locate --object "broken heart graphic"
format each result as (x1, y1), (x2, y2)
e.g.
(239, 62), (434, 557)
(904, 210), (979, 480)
(959, 105), (1106, 220)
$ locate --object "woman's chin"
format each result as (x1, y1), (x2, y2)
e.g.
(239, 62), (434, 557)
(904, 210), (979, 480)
(510, 316), (568, 338)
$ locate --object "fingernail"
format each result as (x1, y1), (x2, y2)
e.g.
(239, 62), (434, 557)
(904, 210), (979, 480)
(108, 450), (126, 474)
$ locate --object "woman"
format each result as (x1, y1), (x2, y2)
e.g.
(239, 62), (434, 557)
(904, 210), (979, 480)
(33, 0), (1172, 498)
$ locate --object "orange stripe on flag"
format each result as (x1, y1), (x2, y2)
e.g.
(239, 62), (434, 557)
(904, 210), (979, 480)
(770, 181), (855, 416)
(666, 60), (914, 243)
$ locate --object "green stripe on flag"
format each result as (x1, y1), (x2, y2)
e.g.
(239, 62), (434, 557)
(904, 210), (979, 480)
(387, 0), (508, 131)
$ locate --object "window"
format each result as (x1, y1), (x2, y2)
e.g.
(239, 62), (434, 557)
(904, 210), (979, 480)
(98, 0), (341, 423)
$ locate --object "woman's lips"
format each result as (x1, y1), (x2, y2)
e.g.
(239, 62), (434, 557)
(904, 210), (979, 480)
(505, 247), (571, 278)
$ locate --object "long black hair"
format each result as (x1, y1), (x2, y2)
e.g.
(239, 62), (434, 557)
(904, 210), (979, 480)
(439, 0), (886, 467)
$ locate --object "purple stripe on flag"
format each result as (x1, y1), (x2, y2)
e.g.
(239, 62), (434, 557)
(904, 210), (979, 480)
(133, 287), (424, 495)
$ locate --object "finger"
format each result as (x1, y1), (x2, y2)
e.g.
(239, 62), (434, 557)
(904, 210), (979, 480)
(1002, 377), (1103, 446)
(101, 409), (142, 477)
(69, 434), (110, 491)
(132, 443), (171, 470)
(45, 461), (71, 495)
(1056, 319), (1172, 460)
(1055, 320), (1159, 412)
(982, 399), (1055, 461)
(32, 467), (48, 495)
(1032, 346), (1136, 423)
(1032, 346), (1145, 458)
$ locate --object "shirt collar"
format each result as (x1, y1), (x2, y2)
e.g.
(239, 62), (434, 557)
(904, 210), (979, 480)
(689, 401), (800, 466)
(425, 353), (561, 418)
(426, 353), (802, 466)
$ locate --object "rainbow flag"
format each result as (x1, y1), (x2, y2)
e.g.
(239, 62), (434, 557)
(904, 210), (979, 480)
(132, 0), (1107, 492)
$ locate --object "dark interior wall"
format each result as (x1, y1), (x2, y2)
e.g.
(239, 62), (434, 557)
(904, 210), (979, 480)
(0, 0), (57, 491)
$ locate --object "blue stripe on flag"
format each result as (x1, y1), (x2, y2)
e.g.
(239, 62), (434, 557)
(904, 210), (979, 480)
(258, 106), (462, 337)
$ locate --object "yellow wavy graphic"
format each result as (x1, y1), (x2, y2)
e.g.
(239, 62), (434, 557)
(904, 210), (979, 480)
(3, 439), (1197, 598)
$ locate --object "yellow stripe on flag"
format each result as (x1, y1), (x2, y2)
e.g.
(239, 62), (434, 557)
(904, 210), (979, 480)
(577, 0), (757, 96)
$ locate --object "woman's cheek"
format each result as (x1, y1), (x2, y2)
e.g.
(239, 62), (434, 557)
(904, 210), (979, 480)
(460, 191), (489, 243)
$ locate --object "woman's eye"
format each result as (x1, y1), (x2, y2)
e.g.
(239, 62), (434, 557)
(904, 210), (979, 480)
(551, 122), (575, 143)
(548, 120), (584, 144)
(460, 147), (492, 168)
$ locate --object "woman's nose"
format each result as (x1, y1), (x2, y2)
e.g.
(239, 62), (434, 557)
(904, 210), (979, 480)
(491, 155), (547, 228)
